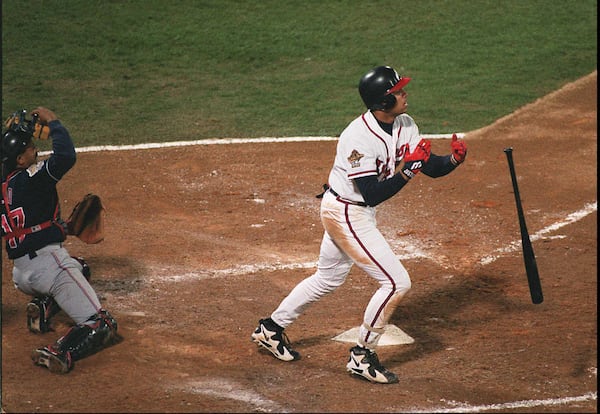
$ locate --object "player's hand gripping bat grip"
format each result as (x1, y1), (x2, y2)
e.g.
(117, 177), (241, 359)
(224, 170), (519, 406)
(504, 147), (543, 304)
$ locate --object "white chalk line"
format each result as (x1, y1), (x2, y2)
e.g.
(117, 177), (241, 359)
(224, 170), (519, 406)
(149, 248), (432, 283)
(37, 133), (463, 156)
(479, 201), (597, 265)
(149, 261), (317, 283)
(407, 391), (597, 413)
(174, 378), (288, 413)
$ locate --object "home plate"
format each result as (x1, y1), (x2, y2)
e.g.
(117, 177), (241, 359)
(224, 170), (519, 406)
(332, 324), (414, 346)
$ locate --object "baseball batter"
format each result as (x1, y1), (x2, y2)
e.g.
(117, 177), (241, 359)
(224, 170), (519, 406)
(1, 107), (119, 374)
(252, 66), (467, 384)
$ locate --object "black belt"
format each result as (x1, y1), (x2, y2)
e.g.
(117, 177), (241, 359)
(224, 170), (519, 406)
(11, 250), (39, 260)
(315, 184), (368, 207)
(328, 187), (368, 207)
(12, 243), (62, 260)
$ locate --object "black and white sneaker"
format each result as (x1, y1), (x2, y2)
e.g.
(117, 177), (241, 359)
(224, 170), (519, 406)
(32, 346), (73, 374)
(346, 345), (398, 384)
(251, 318), (300, 361)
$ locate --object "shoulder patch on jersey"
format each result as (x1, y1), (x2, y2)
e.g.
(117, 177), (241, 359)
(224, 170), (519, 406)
(26, 161), (45, 176)
(348, 149), (364, 168)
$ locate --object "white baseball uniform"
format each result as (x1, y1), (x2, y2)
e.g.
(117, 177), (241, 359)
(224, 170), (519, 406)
(271, 110), (422, 349)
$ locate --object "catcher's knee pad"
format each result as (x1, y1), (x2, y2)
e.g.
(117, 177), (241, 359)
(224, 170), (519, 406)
(71, 256), (91, 281)
(54, 310), (119, 361)
(27, 296), (61, 334)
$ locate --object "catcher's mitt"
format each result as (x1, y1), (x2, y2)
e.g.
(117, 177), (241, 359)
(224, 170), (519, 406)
(67, 193), (105, 244)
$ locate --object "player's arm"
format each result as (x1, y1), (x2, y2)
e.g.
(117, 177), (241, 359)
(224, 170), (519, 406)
(32, 108), (76, 180)
(354, 174), (408, 207)
(422, 134), (467, 177)
(421, 153), (456, 177)
(47, 120), (76, 174)
(356, 137), (436, 206)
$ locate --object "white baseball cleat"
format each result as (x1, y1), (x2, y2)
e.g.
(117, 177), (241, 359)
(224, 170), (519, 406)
(251, 318), (300, 361)
(346, 345), (398, 384)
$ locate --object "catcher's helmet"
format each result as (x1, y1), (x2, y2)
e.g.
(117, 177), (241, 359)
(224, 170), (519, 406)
(2, 109), (35, 170)
(358, 66), (411, 111)
(1, 130), (32, 169)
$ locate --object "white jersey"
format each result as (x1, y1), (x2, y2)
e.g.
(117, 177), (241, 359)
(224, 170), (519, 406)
(327, 111), (422, 204)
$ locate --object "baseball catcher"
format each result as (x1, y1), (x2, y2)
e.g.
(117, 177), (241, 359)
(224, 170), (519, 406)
(1, 107), (119, 374)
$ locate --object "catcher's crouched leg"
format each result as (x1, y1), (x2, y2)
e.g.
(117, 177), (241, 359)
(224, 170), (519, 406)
(33, 310), (121, 373)
(59, 310), (120, 361)
(27, 258), (91, 334)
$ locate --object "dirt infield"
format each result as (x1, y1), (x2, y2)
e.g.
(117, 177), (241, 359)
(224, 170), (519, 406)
(1, 72), (597, 413)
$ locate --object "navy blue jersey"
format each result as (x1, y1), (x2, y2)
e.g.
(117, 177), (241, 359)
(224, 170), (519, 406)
(1, 120), (76, 259)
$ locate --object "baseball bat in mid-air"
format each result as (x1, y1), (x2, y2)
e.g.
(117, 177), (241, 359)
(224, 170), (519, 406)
(503, 147), (543, 304)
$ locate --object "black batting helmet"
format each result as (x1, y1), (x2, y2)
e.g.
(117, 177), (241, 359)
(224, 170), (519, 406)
(358, 66), (411, 111)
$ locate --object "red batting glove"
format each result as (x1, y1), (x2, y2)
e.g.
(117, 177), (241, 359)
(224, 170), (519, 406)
(450, 133), (467, 165)
(401, 138), (431, 179)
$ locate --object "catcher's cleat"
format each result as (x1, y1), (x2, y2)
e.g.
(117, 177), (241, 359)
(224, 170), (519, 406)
(27, 297), (60, 334)
(32, 346), (73, 374)
(251, 318), (300, 361)
(346, 345), (398, 384)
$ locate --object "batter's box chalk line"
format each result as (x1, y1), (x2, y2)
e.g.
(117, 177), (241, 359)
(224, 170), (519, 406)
(332, 324), (415, 346)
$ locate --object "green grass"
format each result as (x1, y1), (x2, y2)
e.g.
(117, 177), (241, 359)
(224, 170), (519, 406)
(2, 0), (597, 148)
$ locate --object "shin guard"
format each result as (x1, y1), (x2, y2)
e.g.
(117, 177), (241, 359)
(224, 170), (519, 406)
(54, 310), (119, 362)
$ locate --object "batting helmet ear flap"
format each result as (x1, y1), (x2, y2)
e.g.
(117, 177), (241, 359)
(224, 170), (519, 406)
(380, 93), (397, 110)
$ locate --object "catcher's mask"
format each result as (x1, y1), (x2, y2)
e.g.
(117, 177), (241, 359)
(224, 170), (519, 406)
(358, 66), (411, 111)
(2, 110), (37, 172)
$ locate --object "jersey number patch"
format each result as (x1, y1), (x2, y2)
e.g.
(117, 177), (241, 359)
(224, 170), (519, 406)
(1, 207), (26, 248)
